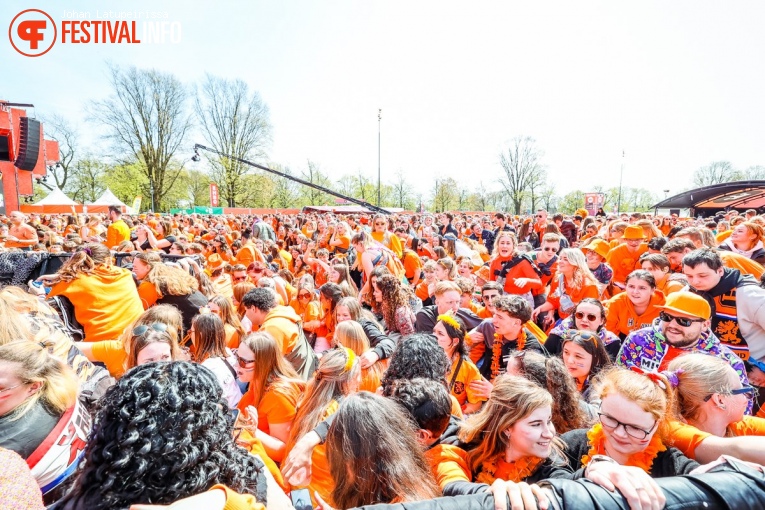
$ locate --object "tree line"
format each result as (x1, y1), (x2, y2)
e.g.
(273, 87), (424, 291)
(41, 63), (675, 214)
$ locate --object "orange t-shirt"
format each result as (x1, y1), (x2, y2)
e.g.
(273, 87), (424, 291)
(657, 278), (685, 297)
(606, 243), (648, 287)
(137, 281), (160, 309)
(415, 281), (432, 302)
(224, 323), (241, 349)
(48, 266), (144, 342)
(545, 274), (599, 319)
(402, 250), (423, 280)
(298, 400), (340, 506)
(667, 417), (765, 459)
(238, 381), (303, 435)
(605, 290), (665, 338)
(90, 340), (127, 378)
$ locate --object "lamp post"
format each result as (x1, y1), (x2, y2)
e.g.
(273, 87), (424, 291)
(377, 109), (381, 207)
(616, 150), (624, 212)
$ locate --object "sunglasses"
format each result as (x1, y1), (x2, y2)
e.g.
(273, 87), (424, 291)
(659, 311), (705, 328)
(703, 386), (757, 402)
(132, 323), (168, 336)
(232, 276), (247, 282)
(542, 247), (558, 253)
(575, 312), (599, 322)
(298, 292), (312, 299)
(234, 352), (256, 369)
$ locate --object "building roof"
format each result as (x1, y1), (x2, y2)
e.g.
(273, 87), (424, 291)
(653, 181), (765, 211)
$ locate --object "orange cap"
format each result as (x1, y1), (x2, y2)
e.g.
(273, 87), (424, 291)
(582, 239), (610, 259)
(622, 225), (646, 240)
(658, 292), (711, 320)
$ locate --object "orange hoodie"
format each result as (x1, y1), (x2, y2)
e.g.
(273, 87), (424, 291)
(260, 305), (303, 356)
(605, 290), (666, 338)
(48, 265), (143, 342)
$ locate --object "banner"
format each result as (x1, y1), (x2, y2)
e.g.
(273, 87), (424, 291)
(584, 192), (605, 217)
(209, 182), (219, 207)
(131, 195), (142, 212)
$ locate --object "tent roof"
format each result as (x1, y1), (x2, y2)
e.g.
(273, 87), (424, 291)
(34, 188), (79, 206)
(91, 188), (127, 206)
(653, 181), (765, 211)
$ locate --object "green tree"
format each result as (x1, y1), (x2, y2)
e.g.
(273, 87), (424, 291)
(299, 161), (333, 206)
(558, 190), (586, 214)
(102, 161), (148, 208)
(67, 156), (107, 203)
(431, 178), (459, 212)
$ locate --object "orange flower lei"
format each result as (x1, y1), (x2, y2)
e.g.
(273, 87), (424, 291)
(580, 423), (666, 473)
(475, 454), (543, 484)
(490, 330), (527, 380)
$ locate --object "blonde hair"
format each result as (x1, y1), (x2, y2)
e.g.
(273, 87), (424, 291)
(592, 367), (674, 439)
(0, 297), (33, 346)
(0, 341), (78, 420)
(559, 248), (599, 290)
(492, 231), (518, 255)
(334, 321), (386, 393)
(459, 375), (561, 471)
(668, 354), (737, 423)
(145, 263), (199, 297)
(209, 295), (246, 340)
(238, 332), (304, 408)
(436, 258), (457, 280)
(286, 348), (360, 456)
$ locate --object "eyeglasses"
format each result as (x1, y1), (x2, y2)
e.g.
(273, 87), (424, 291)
(598, 412), (657, 440)
(703, 386), (757, 402)
(0, 383), (24, 394)
(536, 215), (544, 219)
(132, 323), (168, 336)
(659, 311), (705, 328)
(542, 247), (558, 253)
(575, 312), (599, 322)
(234, 352), (256, 369)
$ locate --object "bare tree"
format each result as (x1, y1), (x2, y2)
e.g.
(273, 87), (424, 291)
(527, 167), (547, 213)
(498, 136), (545, 214)
(299, 160), (333, 206)
(539, 182), (557, 212)
(391, 170), (413, 209)
(43, 114), (78, 190)
(693, 161), (735, 187)
(90, 63), (192, 211)
(194, 74), (272, 207)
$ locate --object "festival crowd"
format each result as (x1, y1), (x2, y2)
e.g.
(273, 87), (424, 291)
(2, 204), (765, 509)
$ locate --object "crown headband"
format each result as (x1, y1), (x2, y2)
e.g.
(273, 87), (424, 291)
(437, 313), (462, 333)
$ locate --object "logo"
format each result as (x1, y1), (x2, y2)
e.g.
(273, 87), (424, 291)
(9, 9), (57, 57)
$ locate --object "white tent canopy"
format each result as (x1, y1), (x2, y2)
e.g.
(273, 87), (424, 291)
(35, 188), (79, 206)
(90, 188), (127, 207)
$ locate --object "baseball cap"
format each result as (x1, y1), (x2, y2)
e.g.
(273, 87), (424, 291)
(658, 292), (711, 320)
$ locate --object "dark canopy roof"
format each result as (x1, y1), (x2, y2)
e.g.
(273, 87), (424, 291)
(653, 181), (765, 212)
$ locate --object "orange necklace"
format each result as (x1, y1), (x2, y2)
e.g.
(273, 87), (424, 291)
(475, 454), (543, 484)
(490, 330), (527, 380)
(580, 423), (666, 473)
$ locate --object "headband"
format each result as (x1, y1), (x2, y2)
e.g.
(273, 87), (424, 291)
(343, 347), (356, 374)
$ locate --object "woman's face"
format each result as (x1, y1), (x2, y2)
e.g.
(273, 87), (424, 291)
(329, 267), (341, 283)
(372, 282), (383, 303)
(458, 260), (473, 277)
(435, 264), (450, 281)
(133, 258), (151, 280)
(497, 236), (514, 257)
(0, 361), (41, 417)
(557, 254), (573, 275)
(506, 405), (556, 461)
(169, 244), (183, 255)
(433, 321), (456, 356)
(335, 305), (353, 323)
(626, 277), (653, 307)
(574, 303), (604, 332)
(562, 342), (593, 382)
(136, 342), (172, 366)
(335, 223), (346, 235)
(600, 393), (658, 459)
(586, 226), (598, 237)
(731, 225), (756, 246)
(719, 367), (750, 425)
(235, 342), (257, 383)
(208, 302), (222, 318)
(373, 218), (387, 233)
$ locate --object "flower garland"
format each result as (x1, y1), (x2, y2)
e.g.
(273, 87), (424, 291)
(475, 454), (543, 484)
(490, 330), (527, 380)
(580, 423), (666, 474)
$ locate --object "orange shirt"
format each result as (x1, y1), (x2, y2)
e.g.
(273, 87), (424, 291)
(719, 250), (765, 280)
(6, 222), (37, 249)
(489, 255), (540, 295)
(402, 250), (423, 280)
(667, 417), (765, 459)
(545, 274), (599, 319)
(224, 323), (241, 349)
(657, 278), (685, 297)
(716, 230), (733, 244)
(606, 243), (648, 287)
(48, 266), (144, 342)
(238, 381), (302, 435)
(423, 444), (472, 490)
(137, 280), (159, 309)
(372, 231), (403, 259)
(604, 290), (665, 337)
(299, 400), (340, 506)
(90, 340), (127, 378)
(448, 356), (486, 408)
(415, 281), (432, 302)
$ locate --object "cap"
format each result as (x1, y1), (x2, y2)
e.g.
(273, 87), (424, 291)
(658, 292), (711, 321)
(582, 239), (610, 259)
(622, 225), (646, 240)
(207, 253), (224, 270)
(474, 265), (491, 282)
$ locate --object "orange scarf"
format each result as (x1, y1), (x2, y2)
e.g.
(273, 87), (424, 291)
(475, 454), (543, 484)
(580, 423), (666, 473)
(490, 331), (527, 380)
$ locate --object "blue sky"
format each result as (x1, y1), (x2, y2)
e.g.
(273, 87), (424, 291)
(3, 0), (765, 201)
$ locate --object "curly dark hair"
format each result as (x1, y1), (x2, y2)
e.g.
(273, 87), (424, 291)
(512, 350), (588, 434)
(493, 294), (532, 323)
(381, 334), (450, 395)
(57, 361), (267, 510)
(375, 274), (412, 333)
(242, 287), (277, 312)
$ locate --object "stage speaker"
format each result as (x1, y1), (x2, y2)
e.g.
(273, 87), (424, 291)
(15, 117), (41, 171)
(0, 135), (10, 161)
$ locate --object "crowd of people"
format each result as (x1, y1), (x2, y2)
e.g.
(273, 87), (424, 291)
(2, 204), (765, 509)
